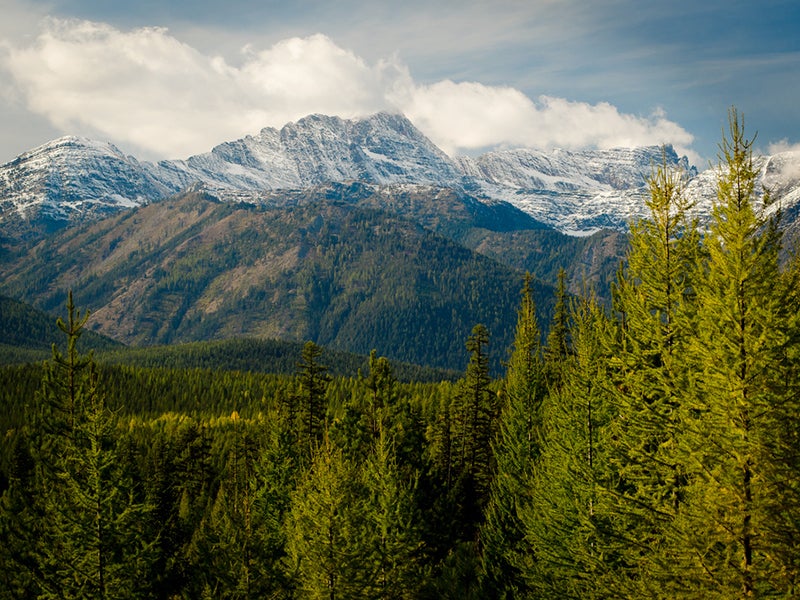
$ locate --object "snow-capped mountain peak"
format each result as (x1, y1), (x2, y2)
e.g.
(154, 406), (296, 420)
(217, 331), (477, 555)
(3, 111), (800, 237)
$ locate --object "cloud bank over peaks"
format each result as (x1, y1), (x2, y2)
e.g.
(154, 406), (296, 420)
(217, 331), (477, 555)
(2, 18), (695, 162)
(768, 139), (800, 155)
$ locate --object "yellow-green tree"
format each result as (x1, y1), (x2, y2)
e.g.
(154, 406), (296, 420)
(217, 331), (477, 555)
(667, 109), (800, 597)
(604, 151), (701, 595)
(480, 274), (546, 598)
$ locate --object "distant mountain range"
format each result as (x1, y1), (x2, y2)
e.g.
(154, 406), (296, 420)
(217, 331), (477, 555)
(8, 111), (799, 239)
(2, 111), (799, 370)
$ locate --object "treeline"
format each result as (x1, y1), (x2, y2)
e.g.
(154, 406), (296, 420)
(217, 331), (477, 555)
(1, 110), (800, 598)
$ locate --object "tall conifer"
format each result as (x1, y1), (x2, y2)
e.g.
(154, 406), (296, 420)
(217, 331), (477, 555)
(284, 433), (367, 598)
(605, 151), (701, 594)
(667, 109), (799, 596)
(29, 292), (156, 599)
(480, 274), (546, 598)
(294, 341), (331, 460)
(518, 295), (620, 598)
(360, 423), (423, 599)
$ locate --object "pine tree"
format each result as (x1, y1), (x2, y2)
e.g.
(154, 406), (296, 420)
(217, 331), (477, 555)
(667, 109), (800, 597)
(480, 273), (547, 598)
(294, 341), (331, 460)
(251, 409), (302, 597)
(544, 268), (571, 387)
(363, 349), (397, 439)
(360, 423), (423, 599)
(28, 292), (156, 599)
(437, 322), (497, 553)
(452, 324), (495, 504)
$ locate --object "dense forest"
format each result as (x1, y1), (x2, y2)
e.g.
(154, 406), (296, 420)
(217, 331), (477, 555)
(1, 111), (799, 598)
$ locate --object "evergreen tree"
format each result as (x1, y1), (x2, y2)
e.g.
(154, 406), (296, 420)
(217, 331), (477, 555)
(544, 268), (571, 387)
(251, 409), (302, 597)
(195, 414), (272, 599)
(667, 109), (800, 597)
(480, 273), (547, 598)
(363, 349), (397, 439)
(294, 341), (331, 460)
(284, 433), (368, 599)
(28, 292), (156, 599)
(452, 324), (496, 506)
(0, 429), (40, 599)
(360, 423), (423, 599)
(518, 295), (621, 599)
(604, 151), (701, 595)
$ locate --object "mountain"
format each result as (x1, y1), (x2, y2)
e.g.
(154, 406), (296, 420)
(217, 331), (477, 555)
(457, 145), (696, 232)
(0, 113), (469, 238)
(683, 150), (800, 231)
(4, 112), (800, 240)
(0, 187), (559, 372)
(0, 136), (170, 239)
(153, 112), (467, 191)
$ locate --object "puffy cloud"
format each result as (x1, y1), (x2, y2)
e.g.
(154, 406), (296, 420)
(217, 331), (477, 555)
(402, 81), (694, 158)
(768, 139), (800, 155)
(2, 18), (695, 160)
(2, 20), (399, 158)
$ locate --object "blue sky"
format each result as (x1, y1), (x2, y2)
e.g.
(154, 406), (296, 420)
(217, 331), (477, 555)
(2, 0), (799, 168)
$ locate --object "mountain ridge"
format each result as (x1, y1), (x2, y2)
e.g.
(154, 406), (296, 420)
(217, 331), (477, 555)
(0, 111), (719, 237)
(3, 110), (800, 241)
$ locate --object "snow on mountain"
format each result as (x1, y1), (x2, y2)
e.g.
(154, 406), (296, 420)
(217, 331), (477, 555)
(458, 145), (696, 233)
(0, 136), (170, 224)
(150, 112), (466, 192)
(0, 113), (468, 229)
(2, 111), (800, 237)
(683, 150), (800, 225)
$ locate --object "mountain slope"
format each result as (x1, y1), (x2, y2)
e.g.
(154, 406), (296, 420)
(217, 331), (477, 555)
(0, 294), (123, 365)
(0, 189), (551, 372)
(0, 113), (469, 235)
(0, 112), (704, 238)
(153, 112), (466, 192)
(458, 145), (696, 232)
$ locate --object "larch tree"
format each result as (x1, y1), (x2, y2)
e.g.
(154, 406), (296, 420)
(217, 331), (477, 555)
(667, 109), (800, 597)
(604, 151), (701, 595)
(360, 422), (423, 599)
(518, 294), (621, 599)
(283, 433), (368, 599)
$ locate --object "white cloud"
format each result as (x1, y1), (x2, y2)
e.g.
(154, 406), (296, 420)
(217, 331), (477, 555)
(401, 81), (695, 159)
(2, 18), (695, 161)
(768, 139), (800, 155)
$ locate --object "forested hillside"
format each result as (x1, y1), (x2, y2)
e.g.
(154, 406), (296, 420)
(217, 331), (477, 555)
(0, 185), (568, 372)
(1, 111), (799, 598)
